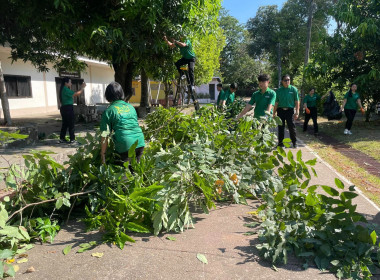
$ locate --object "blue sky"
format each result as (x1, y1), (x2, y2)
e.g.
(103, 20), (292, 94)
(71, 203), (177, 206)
(222, 0), (286, 25)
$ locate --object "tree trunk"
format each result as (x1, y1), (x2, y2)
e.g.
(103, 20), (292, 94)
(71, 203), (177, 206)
(140, 68), (149, 108)
(137, 68), (150, 118)
(277, 43), (282, 88)
(0, 61), (12, 126)
(304, 0), (314, 68)
(301, 0), (314, 112)
(113, 61), (134, 101)
(164, 82), (171, 108)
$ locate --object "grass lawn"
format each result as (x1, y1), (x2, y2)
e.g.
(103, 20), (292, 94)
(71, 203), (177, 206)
(297, 116), (380, 206)
(307, 116), (380, 162)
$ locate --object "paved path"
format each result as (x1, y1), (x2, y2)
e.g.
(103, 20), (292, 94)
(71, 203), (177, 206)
(2, 142), (379, 279)
(2, 117), (380, 279)
(296, 120), (380, 178)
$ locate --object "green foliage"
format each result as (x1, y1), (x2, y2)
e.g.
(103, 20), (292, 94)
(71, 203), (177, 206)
(246, 0), (332, 86)
(306, 0), (380, 107)
(0, 130), (28, 147)
(218, 9), (265, 88)
(256, 148), (380, 279)
(2, 106), (378, 280)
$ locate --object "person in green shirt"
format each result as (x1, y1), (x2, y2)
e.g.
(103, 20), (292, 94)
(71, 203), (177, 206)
(220, 83), (237, 106)
(59, 77), (86, 144)
(339, 83), (365, 135)
(273, 74), (300, 148)
(303, 88), (328, 135)
(236, 74), (276, 119)
(216, 83), (224, 107)
(164, 35), (196, 90)
(100, 82), (145, 170)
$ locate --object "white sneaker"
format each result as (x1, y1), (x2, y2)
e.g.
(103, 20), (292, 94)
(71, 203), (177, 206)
(344, 129), (348, 135)
(347, 130), (352, 135)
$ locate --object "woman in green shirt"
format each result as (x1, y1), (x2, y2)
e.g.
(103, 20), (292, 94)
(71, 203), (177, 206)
(303, 88), (328, 135)
(59, 77), (86, 144)
(100, 82), (145, 169)
(340, 83), (364, 135)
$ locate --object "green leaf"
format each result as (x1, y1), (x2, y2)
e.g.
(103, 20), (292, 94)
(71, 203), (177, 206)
(330, 260), (340, 266)
(166, 236), (176, 241)
(320, 244), (331, 257)
(370, 230), (377, 245)
(120, 232), (135, 246)
(0, 249), (14, 259)
(340, 191), (358, 200)
(244, 222), (259, 228)
(125, 222), (150, 233)
(62, 245), (72, 255)
(321, 185), (339, 196)
(274, 190), (286, 202)
(334, 178), (345, 189)
(55, 198), (63, 209)
(196, 253), (208, 264)
(305, 194), (317, 206)
(305, 158), (317, 166)
(5, 263), (15, 277)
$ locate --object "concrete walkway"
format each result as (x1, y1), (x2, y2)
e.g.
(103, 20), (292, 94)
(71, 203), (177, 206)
(1, 115), (380, 279)
(1, 140), (378, 279)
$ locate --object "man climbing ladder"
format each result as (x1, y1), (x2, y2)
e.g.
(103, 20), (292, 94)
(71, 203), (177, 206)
(164, 35), (199, 110)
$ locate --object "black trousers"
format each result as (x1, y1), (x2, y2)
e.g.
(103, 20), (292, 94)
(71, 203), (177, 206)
(277, 108), (297, 145)
(119, 146), (145, 173)
(60, 105), (75, 141)
(344, 109), (356, 130)
(175, 57), (195, 86)
(303, 107), (318, 133)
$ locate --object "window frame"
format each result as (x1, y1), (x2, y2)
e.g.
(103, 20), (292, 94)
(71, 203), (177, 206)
(3, 74), (33, 99)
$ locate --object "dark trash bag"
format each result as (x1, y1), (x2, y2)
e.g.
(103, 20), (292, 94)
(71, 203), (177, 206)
(323, 91), (342, 120)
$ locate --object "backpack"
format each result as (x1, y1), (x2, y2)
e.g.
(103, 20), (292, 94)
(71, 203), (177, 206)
(323, 91), (342, 120)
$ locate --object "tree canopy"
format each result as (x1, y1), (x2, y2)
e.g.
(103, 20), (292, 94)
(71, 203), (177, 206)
(0, 0), (223, 101)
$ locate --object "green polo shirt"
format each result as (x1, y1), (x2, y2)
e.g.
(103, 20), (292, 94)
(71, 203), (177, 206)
(221, 88), (235, 105)
(100, 100), (145, 154)
(344, 92), (360, 110)
(216, 89), (225, 105)
(178, 39), (196, 59)
(249, 88), (276, 118)
(303, 94), (321, 108)
(61, 86), (75, 106)
(275, 85), (299, 108)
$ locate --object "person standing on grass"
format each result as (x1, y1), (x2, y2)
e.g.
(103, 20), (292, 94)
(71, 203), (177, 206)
(100, 82), (145, 171)
(59, 77), (86, 144)
(303, 88), (328, 136)
(273, 74), (299, 148)
(340, 83), (365, 135)
(216, 83), (224, 107)
(220, 83), (237, 107)
(236, 74), (276, 119)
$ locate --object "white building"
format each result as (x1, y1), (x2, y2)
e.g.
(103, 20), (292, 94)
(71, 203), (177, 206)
(0, 46), (221, 119)
(0, 46), (114, 118)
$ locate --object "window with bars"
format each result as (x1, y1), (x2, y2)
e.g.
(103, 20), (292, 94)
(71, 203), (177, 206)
(4, 75), (32, 98)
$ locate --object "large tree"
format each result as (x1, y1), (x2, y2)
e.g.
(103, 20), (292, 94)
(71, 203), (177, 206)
(0, 0), (222, 114)
(306, 0), (380, 116)
(246, 0), (331, 87)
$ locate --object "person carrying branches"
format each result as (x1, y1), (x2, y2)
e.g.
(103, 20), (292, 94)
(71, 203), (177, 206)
(236, 74), (275, 119)
(164, 35), (196, 91)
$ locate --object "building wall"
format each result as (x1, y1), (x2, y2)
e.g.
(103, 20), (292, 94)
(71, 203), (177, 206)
(0, 47), (114, 117)
(1, 46), (220, 117)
